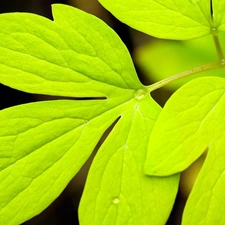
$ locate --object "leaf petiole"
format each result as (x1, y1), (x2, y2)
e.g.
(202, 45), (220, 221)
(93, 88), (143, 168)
(212, 28), (224, 60)
(147, 60), (224, 92)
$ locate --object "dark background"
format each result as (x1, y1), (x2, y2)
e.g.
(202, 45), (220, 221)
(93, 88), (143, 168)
(0, 1), (187, 224)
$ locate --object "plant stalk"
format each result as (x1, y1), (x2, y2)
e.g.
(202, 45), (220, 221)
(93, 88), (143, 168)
(212, 28), (224, 60)
(147, 61), (223, 92)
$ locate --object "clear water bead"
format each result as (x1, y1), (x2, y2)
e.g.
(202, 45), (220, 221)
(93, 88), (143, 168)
(112, 197), (120, 204)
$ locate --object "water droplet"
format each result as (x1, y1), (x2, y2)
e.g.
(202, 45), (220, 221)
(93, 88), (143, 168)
(134, 89), (147, 100)
(112, 197), (120, 204)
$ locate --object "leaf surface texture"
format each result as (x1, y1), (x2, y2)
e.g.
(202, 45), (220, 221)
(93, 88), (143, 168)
(145, 76), (225, 224)
(79, 96), (179, 225)
(99, 0), (225, 40)
(0, 4), (179, 225)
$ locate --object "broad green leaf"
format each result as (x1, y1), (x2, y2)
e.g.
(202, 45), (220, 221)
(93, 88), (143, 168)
(134, 33), (225, 90)
(0, 4), (179, 225)
(145, 76), (225, 175)
(0, 99), (125, 225)
(144, 76), (225, 224)
(0, 4), (142, 98)
(182, 138), (225, 225)
(79, 95), (179, 225)
(99, 0), (212, 40)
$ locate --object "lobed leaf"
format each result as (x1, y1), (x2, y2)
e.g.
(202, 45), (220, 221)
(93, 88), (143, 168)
(0, 4), (142, 98)
(79, 95), (179, 225)
(145, 76), (225, 224)
(99, 0), (213, 40)
(182, 138), (225, 225)
(0, 99), (127, 225)
(0, 4), (179, 225)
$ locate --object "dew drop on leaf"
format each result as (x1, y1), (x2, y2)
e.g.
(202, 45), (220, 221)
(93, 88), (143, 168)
(112, 197), (120, 204)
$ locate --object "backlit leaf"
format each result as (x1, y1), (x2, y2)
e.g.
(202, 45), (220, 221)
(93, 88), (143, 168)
(0, 99), (122, 224)
(145, 76), (225, 224)
(0, 4), (178, 225)
(99, 0), (213, 40)
(0, 4), (141, 98)
(79, 95), (179, 225)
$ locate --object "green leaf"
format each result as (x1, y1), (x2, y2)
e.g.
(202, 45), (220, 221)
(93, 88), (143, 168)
(182, 138), (225, 225)
(144, 76), (225, 224)
(99, 0), (213, 40)
(134, 33), (225, 90)
(79, 95), (179, 225)
(0, 99), (124, 224)
(0, 4), (142, 98)
(0, 4), (179, 225)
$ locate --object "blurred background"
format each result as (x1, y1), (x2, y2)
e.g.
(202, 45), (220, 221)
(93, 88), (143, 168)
(1, 0), (223, 224)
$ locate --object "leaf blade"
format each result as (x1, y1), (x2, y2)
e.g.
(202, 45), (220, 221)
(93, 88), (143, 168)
(145, 76), (225, 176)
(79, 95), (179, 225)
(144, 76), (225, 224)
(182, 138), (225, 225)
(99, 0), (211, 40)
(0, 99), (127, 225)
(0, 4), (142, 98)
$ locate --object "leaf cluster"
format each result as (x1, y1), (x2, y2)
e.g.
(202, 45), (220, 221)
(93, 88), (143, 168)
(0, 1), (225, 225)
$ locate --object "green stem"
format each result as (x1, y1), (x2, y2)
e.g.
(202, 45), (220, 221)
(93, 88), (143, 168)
(147, 61), (223, 92)
(212, 28), (224, 60)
